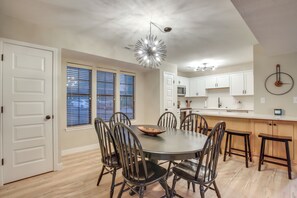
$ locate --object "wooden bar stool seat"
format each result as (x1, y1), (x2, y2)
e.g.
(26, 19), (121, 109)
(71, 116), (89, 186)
(223, 129), (252, 168)
(258, 133), (292, 179)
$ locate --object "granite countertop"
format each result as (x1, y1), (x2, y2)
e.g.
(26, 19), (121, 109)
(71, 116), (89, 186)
(191, 110), (297, 122)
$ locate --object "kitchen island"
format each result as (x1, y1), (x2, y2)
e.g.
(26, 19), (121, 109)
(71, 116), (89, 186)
(197, 111), (297, 172)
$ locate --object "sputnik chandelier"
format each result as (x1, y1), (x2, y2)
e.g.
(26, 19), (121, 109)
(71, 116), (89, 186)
(195, 63), (216, 72)
(134, 22), (172, 68)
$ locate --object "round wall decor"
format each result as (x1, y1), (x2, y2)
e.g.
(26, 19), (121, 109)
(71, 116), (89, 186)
(265, 64), (294, 95)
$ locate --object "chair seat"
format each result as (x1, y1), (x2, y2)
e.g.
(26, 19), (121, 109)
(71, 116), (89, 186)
(258, 133), (292, 141)
(102, 152), (121, 167)
(172, 160), (214, 183)
(125, 161), (167, 185)
(226, 129), (251, 136)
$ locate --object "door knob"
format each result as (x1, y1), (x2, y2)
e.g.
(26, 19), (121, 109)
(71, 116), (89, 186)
(165, 108), (168, 111)
(45, 115), (51, 120)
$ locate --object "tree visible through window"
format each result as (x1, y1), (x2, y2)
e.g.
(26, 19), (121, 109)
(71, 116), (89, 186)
(97, 71), (115, 121)
(67, 66), (92, 127)
(120, 74), (135, 119)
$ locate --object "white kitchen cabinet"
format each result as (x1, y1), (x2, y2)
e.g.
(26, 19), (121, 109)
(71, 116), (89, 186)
(189, 77), (207, 97)
(177, 76), (189, 97)
(177, 76), (188, 86)
(205, 75), (229, 89)
(230, 71), (254, 96)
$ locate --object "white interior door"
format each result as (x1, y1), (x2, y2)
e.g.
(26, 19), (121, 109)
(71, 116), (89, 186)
(163, 72), (175, 112)
(2, 43), (53, 183)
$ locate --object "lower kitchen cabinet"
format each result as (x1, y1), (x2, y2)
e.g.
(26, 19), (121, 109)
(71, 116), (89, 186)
(204, 116), (297, 168)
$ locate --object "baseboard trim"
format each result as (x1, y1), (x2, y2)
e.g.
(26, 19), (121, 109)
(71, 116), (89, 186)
(55, 163), (63, 171)
(62, 144), (99, 156)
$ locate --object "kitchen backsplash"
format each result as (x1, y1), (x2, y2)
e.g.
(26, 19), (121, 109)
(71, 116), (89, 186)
(179, 88), (254, 110)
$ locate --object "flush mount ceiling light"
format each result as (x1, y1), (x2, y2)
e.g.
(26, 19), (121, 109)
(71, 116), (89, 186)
(134, 22), (172, 68)
(195, 63), (216, 72)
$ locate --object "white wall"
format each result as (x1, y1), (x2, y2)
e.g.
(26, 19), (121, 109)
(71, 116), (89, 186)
(0, 13), (180, 154)
(254, 44), (297, 116)
(0, 13), (139, 66)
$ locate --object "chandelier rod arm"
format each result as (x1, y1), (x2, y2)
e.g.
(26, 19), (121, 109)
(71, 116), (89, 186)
(150, 21), (166, 34)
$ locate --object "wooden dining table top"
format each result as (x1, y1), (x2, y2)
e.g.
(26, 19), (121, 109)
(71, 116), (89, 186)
(130, 125), (208, 161)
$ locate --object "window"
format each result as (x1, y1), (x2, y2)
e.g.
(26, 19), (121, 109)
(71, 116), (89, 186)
(97, 71), (115, 121)
(67, 66), (92, 127)
(120, 74), (135, 119)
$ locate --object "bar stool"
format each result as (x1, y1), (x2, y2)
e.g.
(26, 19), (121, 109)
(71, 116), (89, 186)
(223, 129), (252, 168)
(258, 133), (292, 179)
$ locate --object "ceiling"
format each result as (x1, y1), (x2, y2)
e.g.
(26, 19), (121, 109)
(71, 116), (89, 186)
(232, 0), (297, 56)
(0, 0), (258, 71)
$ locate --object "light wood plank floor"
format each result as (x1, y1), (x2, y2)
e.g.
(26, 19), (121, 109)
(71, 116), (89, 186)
(0, 149), (297, 198)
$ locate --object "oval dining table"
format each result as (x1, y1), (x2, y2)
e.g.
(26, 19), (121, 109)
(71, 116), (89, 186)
(130, 125), (208, 161)
(129, 125), (208, 197)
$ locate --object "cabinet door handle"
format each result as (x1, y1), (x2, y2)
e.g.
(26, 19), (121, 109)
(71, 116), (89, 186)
(268, 123), (272, 126)
(196, 92), (199, 96)
(273, 123), (277, 126)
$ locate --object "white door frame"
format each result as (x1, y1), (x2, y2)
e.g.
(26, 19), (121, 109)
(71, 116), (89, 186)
(162, 71), (177, 113)
(0, 38), (60, 186)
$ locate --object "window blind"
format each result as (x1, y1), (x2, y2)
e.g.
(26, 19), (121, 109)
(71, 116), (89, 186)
(67, 66), (92, 127)
(97, 71), (115, 121)
(120, 74), (135, 119)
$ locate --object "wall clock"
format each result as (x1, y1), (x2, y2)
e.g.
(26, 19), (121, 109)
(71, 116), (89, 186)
(265, 64), (294, 95)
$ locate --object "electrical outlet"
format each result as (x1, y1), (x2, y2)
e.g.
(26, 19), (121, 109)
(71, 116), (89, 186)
(294, 97), (297, 104)
(260, 97), (265, 104)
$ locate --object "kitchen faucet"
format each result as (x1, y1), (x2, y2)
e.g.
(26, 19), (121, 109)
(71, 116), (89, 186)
(218, 97), (222, 108)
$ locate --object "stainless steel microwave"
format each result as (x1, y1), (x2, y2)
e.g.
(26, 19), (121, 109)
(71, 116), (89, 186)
(177, 85), (186, 96)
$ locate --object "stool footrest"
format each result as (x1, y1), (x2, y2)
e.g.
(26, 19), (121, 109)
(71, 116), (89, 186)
(226, 152), (246, 158)
(262, 159), (290, 167)
(230, 148), (246, 152)
(263, 154), (288, 162)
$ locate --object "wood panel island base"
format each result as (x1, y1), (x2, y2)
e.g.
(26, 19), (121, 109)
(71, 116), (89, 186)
(204, 115), (297, 174)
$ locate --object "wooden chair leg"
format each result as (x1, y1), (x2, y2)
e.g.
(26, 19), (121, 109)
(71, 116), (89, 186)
(244, 135), (248, 168)
(117, 181), (126, 198)
(262, 139), (266, 165)
(187, 181), (190, 189)
(199, 185), (205, 198)
(97, 165), (105, 186)
(285, 141), (292, 179)
(213, 180), (221, 198)
(110, 168), (117, 198)
(139, 186), (144, 198)
(258, 138), (264, 171)
(228, 134), (232, 157)
(247, 135), (252, 162)
(223, 133), (229, 161)
(192, 182), (195, 192)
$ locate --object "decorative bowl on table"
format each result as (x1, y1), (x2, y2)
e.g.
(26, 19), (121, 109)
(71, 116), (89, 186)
(137, 126), (166, 136)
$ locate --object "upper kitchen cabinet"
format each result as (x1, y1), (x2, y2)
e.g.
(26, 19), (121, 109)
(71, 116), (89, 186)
(189, 77), (207, 97)
(230, 70), (254, 96)
(177, 76), (189, 97)
(205, 75), (229, 89)
(177, 76), (189, 87)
